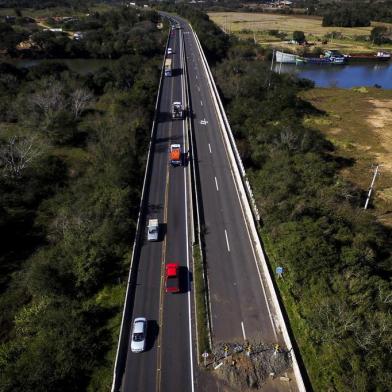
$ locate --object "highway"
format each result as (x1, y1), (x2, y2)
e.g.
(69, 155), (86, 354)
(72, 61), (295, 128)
(117, 14), (299, 392)
(120, 24), (194, 392)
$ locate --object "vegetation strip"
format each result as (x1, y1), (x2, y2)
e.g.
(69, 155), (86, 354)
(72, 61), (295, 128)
(0, 5), (166, 391)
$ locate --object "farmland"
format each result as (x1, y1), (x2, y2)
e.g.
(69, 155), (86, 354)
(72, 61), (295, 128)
(208, 12), (392, 53)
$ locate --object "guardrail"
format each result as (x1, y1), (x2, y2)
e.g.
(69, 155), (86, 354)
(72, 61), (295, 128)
(190, 26), (307, 392)
(111, 30), (171, 392)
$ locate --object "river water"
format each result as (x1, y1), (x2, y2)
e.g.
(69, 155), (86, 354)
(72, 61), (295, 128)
(274, 62), (392, 89)
(3, 58), (391, 89)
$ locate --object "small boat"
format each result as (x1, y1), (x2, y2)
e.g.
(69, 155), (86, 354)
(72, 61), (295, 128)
(345, 51), (391, 62)
(324, 50), (346, 64)
(302, 57), (332, 64)
(275, 50), (300, 64)
(330, 56), (345, 64)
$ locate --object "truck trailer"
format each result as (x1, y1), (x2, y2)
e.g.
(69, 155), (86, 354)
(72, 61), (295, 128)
(164, 58), (172, 77)
(170, 144), (181, 166)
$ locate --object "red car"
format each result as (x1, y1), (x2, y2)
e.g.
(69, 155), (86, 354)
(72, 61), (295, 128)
(165, 263), (180, 293)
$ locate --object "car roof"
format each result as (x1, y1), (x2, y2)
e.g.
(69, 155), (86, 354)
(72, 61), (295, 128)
(171, 144), (181, 149)
(133, 317), (146, 333)
(166, 263), (178, 276)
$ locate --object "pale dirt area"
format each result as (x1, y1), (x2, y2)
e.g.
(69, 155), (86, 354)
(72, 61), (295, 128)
(367, 99), (392, 172)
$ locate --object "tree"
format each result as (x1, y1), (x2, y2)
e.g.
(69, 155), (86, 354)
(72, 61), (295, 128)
(0, 135), (44, 178)
(293, 30), (305, 43)
(370, 26), (391, 45)
(70, 88), (93, 119)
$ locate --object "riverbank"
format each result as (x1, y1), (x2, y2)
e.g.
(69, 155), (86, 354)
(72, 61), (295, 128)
(300, 87), (392, 226)
(208, 12), (392, 55)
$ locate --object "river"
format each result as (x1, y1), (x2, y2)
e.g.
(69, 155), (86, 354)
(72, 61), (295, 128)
(274, 62), (392, 89)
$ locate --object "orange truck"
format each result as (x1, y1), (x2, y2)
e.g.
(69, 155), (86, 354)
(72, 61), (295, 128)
(170, 144), (181, 166)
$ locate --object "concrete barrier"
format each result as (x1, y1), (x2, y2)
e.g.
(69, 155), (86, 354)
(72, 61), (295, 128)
(190, 26), (307, 392)
(111, 31), (170, 392)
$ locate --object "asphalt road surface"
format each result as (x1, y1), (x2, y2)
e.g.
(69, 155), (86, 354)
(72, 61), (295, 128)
(119, 14), (298, 392)
(121, 25), (194, 392)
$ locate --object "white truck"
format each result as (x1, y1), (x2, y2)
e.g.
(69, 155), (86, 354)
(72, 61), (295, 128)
(172, 102), (184, 120)
(147, 218), (159, 241)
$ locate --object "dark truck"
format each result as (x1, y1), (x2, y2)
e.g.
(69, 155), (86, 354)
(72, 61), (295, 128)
(172, 101), (184, 120)
(165, 263), (180, 293)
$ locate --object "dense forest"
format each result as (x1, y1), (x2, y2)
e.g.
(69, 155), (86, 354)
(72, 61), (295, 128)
(0, 0), (91, 8)
(294, 0), (392, 24)
(0, 6), (161, 58)
(162, 4), (392, 391)
(0, 6), (165, 391)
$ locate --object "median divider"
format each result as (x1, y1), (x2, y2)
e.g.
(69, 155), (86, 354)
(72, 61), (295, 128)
(190, 26), (307, 392)
(111, 30), (170, 392)
(181, 25), (213, 361)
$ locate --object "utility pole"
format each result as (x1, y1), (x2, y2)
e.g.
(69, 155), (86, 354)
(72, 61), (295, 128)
(364, 164), (381, 210)
(268, 49), (275, 89)
(278, 51), (283, 74)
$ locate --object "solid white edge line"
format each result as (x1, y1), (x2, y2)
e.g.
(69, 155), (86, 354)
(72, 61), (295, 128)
(214, 176), (219, 191)
(241, 321), (247, 341)
(208, 143), (212, 153)
(224, 229), (230, 252)
(180, 27), (195, 392)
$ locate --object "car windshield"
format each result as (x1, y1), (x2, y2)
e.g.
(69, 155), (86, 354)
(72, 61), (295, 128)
(133, 332), (144, 342)
(148, 228), (157, 233)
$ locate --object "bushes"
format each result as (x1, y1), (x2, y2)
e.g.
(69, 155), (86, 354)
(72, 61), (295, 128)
(0, 7), (163, 390)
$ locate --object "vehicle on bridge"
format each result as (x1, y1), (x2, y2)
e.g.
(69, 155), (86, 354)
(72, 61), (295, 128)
(167, 47), (173, 55)
(130, 317), (147, 353)
(169, 144), (182, 166)
(147, 218), (159, 241)
(172, 101), (184, 119)
(165, 263), (180, 293)
(164, 58), (172, 77)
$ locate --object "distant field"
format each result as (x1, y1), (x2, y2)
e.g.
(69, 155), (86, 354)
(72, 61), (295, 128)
(0, 4), (113, 18)
(301, 88), (392, 225)
(208, 12), (392, 53)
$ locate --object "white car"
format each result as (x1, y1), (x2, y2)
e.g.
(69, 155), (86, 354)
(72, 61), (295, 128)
(167, 48), (173, 55)
(131, 317), (147, 353)
(147, 218), (159, 241)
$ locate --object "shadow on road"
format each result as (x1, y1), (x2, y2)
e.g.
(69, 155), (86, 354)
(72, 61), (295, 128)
(146, 320), (159, 351)
(179, 266), (190, 293)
